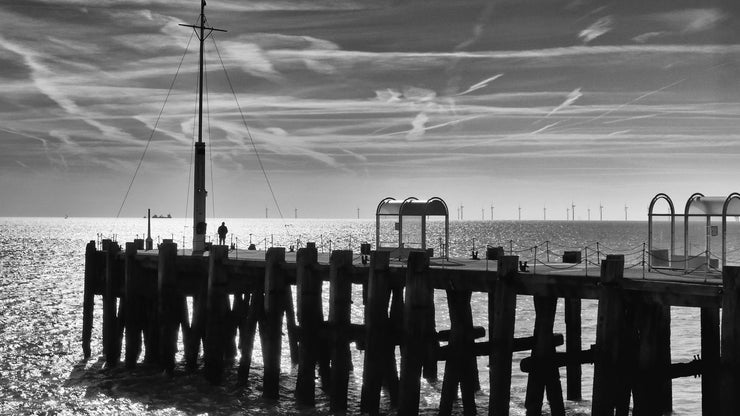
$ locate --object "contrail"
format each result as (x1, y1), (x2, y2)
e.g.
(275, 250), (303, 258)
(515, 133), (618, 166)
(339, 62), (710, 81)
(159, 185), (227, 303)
(456, 74), (504, 96)
(546, 88), (582, 117)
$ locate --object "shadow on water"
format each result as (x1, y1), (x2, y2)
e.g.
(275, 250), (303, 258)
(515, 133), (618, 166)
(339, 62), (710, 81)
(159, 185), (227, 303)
(64, 357), (340, 415)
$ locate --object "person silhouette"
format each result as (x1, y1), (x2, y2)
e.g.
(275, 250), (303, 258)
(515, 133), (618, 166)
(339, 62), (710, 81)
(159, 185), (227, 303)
(217, 222), (228, 245)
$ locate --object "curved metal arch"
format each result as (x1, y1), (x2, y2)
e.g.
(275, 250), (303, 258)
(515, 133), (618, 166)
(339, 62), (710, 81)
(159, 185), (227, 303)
(648, 193), (675, 216)
(722, 193), (740, 267)
(647, 193), (675, 270)
(427, 196), (450, 258)
(397, 197), (419, 249)
(376, 197), (396, 249)
(684, 192), (705, 215)
(375, 197), (396, 216)
(684, 192), (705, 272)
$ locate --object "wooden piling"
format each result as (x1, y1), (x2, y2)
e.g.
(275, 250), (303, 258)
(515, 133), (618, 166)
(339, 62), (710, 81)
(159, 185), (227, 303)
(701, 306), (720, 415)
(564, 298), (582, 401)
(632, 301), (669, 415)
(440, 289), (477, 416)
(204, 245), (230, 384)
(124, 242), (142, 368)
(295, 245), (323, 405)
(399, 250), (433, 416)
(720, 265), (740, 415)
(285, 284), (300, 366)
(82, 240), (96, 359)
(329, 250), (354, 413)
(157, 240), (178, 375)
(489, 255), (518, 416)
(263, 247), (286, 399)
(524, 296), (565, 416)
(360, 250), (392, 415)
(591, 254), (626, 416)
(238, 290), (263, 383)
(103, 240), (121, 366)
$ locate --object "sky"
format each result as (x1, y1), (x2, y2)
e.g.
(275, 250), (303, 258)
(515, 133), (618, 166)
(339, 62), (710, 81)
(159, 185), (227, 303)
(1, 0), (739, 220)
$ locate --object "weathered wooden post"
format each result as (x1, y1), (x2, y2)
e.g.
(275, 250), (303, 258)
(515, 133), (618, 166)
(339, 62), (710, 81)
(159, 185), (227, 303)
(489, 255), (518, 416)
(440, 288), (477, 416)
(204, 245), (230, 384)
(360, 250), (393, 414)
(124, 242), (142, 368)
(399, 250), (434, 415)
(329, 250), (354, 412)
(103, 240), (121, 366)
(285, 283), (300, 366)
(524, 296), (565, 416)
(263, 247), (286, 399)
(631, 301), (668, 415)
(295, 245), (323, 405)
(564, 297), (582, 401)
(720, 265), (740, 415)
(701, 306), (720, 415)
(591, 254), (626, 416)
(82, 240), (97, 359)
(238, 289), (263, 383)
(157, 240), (178, 375)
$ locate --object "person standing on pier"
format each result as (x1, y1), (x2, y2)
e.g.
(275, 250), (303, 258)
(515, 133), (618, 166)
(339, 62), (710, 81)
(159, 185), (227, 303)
(217, 222), (228, 245)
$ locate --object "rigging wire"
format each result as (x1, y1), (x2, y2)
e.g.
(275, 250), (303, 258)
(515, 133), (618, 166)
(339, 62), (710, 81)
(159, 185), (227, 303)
(211, 36), (286, 223)
(115, 30), (196, 218)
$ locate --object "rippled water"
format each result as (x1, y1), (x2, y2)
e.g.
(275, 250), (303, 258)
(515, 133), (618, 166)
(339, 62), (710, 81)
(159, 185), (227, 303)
(0, 217), (703, 414)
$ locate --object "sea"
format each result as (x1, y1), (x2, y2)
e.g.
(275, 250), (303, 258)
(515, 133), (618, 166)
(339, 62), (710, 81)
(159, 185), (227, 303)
(0, 217), (706, 415)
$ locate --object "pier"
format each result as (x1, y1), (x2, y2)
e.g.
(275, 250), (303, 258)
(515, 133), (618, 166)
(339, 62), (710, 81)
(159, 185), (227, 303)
(81, 238), (738, 415)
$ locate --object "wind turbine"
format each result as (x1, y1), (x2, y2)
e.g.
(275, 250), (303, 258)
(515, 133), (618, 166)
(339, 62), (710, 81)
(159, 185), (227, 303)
(624, 204), (629, 221)
(600, 203), (604, 221)
(571, 202), (576, 220)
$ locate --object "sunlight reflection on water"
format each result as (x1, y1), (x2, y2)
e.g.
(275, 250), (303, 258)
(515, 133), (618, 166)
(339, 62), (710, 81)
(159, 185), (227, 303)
(0, 217), (702, 415)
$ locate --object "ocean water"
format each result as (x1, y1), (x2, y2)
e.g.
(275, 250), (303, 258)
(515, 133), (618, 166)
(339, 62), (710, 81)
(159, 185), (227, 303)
(0, 217), (705, 415)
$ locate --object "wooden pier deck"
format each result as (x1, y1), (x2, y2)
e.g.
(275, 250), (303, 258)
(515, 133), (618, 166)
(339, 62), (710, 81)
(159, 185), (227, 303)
(81, 239), (738, 415)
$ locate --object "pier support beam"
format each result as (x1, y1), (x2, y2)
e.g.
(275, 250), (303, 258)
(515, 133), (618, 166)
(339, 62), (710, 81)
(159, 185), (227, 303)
(399, 250), (434, 416)
(489, 255), (519, 416)
(720, 266), (740, 415)
(632, 302), (671, 415)
(361, 250), (394, 415)
(103, 240), (122, 367)
(701, 306), (720, 415)
(329, 250), (354, 412)
(82, 240), (97, 359)
(564, 298), (582, 401)
(157, 240), (178, 375)
(124, 242), (142, 368)
(440, 288), (478, 416)
(295, 245), (323, 405)
(524, 296), (565, 416)
(263, 247), (286, 399)
(204, 245), (229, 384)
(591, 254), (628, 416)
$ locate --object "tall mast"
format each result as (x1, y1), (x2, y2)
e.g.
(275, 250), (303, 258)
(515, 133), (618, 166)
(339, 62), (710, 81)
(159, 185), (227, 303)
(180, 1), (225, 254)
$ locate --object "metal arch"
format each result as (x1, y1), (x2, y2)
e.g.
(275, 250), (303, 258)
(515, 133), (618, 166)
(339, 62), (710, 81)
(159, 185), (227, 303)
(376, 197), (396, 216)
(427, 196), (450, 258)
(684, 192), (705, 272)
(722, 193), (740, 268)
(398, 197), (419, 249)
(647, 193), (675, 270)
(376, 197), (396, 249)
